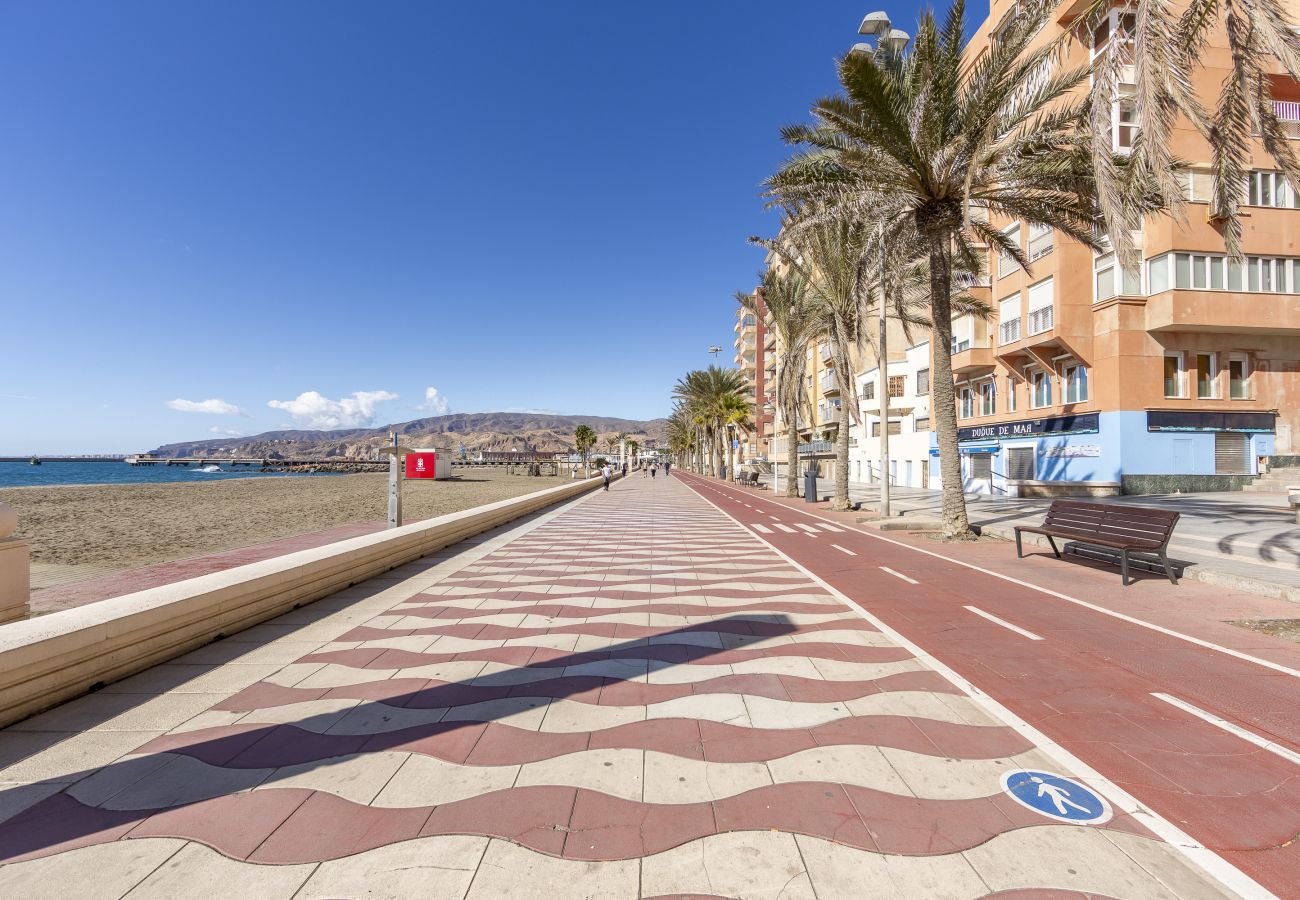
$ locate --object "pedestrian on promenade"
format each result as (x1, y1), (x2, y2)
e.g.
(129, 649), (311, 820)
(664, 461), (671, 477)
(601, 463), (612, 491)
(621, 462), (628, 477)
(651, 463), (658, 479)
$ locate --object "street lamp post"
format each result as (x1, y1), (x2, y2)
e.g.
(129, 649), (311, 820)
(853, 11), (909, 519)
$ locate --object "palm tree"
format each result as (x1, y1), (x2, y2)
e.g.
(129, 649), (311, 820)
(574, 424), (597, 476)
(1083, 0), (1300, 260)
(720, 391), (753, 482)
(673, 366), (751, 478)
(626, 438), (640, 468)
(769, 0), (1105, 536)
(737, 267), (818, 498)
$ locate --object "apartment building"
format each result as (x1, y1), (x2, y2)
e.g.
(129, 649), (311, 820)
(939, 0), (1300, 496)
(851, 341), (933, 489)
(733, 293), (773, 463)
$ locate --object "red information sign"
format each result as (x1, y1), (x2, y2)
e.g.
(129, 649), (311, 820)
(405, 451), (438, 479)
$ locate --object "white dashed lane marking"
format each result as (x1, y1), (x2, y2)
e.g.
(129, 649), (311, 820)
(964, 605), (1044, 641)
(774, 524), (797, 533)
(832, 544), (857, 556)
(796, 524), (819, 534)
(752, 523), (773, 534)
(816, 523), (845, 532)
(879, 566), (919, 585)
(1152, 693), (1300, 766)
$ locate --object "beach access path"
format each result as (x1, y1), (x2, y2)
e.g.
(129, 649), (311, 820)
(0, 474), (1276, 897)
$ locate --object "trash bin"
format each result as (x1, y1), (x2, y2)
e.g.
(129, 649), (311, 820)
(804, 469), (818, 502)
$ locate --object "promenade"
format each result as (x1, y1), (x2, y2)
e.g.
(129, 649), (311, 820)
(0, 475), (1279, 897)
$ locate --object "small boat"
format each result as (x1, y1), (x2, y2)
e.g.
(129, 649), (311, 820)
(195, 465), (222, 473)
(29, 456), (40, 465)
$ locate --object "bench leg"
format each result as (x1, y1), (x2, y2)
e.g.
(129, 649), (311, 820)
(1120, 549), (1130, 586)
(1159, 551), (1178, 585)
(1046, 536), (1062, 559)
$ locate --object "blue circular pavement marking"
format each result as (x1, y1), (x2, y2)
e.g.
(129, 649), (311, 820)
(1001, 770), (1112, 824)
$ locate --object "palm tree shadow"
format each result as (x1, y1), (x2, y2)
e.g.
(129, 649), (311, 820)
(0, 614), (797, 862)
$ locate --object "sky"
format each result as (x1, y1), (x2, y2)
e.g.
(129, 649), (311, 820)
(0, 0), (926, 454)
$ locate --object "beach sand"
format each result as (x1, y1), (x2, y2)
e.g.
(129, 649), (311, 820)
(0, 471), (566, 570)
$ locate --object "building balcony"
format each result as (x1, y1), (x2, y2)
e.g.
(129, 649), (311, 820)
(1027, 305), (1054, 337)
(1145, 289), (1300, 335)
(1274, 100), (1300, 138)
(950, 345), (995, 375)
(764, 332), (777, 351)
(999, 317), (1021, 345)
(821, 406), (842, 425)
(819, 371), (841, 395)
(819, 344), (833, 363)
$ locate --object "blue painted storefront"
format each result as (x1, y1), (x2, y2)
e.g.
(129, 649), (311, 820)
(927, 411), (1276, 493)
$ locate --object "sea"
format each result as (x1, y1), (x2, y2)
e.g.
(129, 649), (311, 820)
(0, 461), (335, 489)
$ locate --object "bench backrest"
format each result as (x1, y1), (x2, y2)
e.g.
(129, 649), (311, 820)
(1041, 500), (1179, 549)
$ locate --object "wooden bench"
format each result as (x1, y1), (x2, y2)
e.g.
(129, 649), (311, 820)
(737, 471), (764, 489)
(1014, 500), (1180, 586)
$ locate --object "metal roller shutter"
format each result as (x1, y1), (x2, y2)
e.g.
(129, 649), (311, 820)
(1214, 432), (1250, 474)
(1007, 447), (1036, 480)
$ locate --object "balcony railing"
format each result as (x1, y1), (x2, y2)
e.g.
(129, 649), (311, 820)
(821, 406), (842, 424)
(1000, 317), (1021, 344)
(819, 344), (833, 362)
(951, 338), (972, 354)
(1275, 100), (1300, 138)
(1027, 305), (1054, 335)
(819, 371), (840, 393)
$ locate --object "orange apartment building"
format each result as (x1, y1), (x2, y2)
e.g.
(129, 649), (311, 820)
(941, 0), (1300, 495)
(734, 293), (775, 461)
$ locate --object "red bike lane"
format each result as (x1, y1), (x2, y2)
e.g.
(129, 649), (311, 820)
(677, 472), (1300, 897)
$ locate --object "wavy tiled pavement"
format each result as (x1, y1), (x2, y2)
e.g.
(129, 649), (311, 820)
(0, 477), (1232, 898)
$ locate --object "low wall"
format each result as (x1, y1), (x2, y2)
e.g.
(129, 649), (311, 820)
(0, 475), (605, 728)
(1121, 474), (1257, 495)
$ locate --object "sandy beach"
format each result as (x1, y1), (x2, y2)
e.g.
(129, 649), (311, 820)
(0, 471), (565, 570)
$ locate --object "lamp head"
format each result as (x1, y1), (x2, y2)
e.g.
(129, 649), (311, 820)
(858, 11), (891, 35)
(884, 28), (911, 52)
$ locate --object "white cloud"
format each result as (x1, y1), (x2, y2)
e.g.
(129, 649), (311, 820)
(267, 390), (399, 430)
(418, 386), (450, 415)
(166, 398), (248, 416)
(209, 426), (245, 436)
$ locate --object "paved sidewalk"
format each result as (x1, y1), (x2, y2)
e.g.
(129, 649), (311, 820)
(0, 478), (1232, 898)
(779, 474), (1300, 602)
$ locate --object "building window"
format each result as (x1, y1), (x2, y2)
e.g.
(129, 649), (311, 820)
(1031, 370), (1052, 408)
(806, 375), (813, 388)
(1063, 363), (1089, 404)
(888, 375), (906, 397)
(1028, 222), (1054, 261)
(1177, 169), (1215, 203)
(862, 379), (875, 401)
(914, 416), (930, 432)
(1115, 96), (1139, 151)
(999, 294), (1021, 343)
(980, 381), (996, 415)
(1153, 251), (1293, 293)
(1006, 376), (1018, 412)
(741, 314), (756, 327)
(1247, 171), (1299, 208)
(1027, 277), (1054, 335)
(960, 388), (975, 418)
(1094, 251), (1141, 302)
(1229, 355), (1250, 399)
(1163, 353), (1185, 398)
(951, 315), (974, 354)
(1196, 353), (1217, 399)
(916, 368), (930, 396)
(870, 421), (902, 437)
(999, 224), (1022, 277)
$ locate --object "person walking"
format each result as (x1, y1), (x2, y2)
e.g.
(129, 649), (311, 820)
(664, 461), (671, 478)
(650, 463), (658, 479)
(601, 463), (612, 491)
(621, 462), (628, 477)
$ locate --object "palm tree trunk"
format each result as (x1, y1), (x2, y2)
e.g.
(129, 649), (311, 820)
(928, 236), (973, 539)
(832, 417), (851, 511)
(785, 419), (800, 498)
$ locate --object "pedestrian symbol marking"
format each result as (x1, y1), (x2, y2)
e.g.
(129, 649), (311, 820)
(1001, 770), (1111, 824)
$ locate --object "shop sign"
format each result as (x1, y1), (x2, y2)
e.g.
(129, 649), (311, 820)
(957, 413), (1099, 443)
(1042, 444), (1101, 458)
(1147, 411), (1276, 433)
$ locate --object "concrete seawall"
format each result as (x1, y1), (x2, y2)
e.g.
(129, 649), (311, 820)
(0, 475), (607, 728)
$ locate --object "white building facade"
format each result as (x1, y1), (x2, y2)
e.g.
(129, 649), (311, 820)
(850, 342), (933, 490)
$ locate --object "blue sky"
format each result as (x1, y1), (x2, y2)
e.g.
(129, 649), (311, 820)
(0, 1), (921, 454)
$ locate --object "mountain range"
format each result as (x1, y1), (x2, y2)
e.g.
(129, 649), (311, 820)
(151, 412), (668, 459)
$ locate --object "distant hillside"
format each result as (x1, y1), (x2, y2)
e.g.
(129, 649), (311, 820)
(152, 412), (667, 459)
